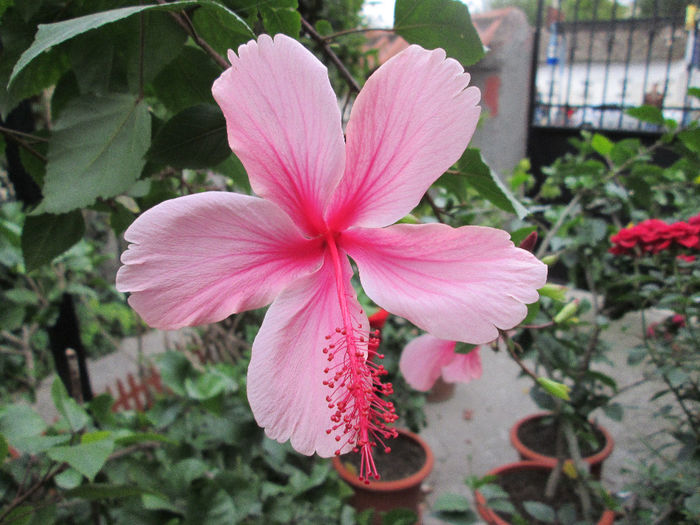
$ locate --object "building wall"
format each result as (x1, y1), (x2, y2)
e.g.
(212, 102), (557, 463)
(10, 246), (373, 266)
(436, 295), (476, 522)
(469, 8), (534, 178)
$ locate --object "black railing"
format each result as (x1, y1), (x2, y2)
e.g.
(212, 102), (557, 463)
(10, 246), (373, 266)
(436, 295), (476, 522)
(528, 0), (699, 133)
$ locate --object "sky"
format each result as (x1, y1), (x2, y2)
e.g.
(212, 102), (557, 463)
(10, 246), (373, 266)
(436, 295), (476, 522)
(362, 0), (485, 28)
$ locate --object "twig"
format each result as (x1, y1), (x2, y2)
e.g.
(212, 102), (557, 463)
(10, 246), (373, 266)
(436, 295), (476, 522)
(423, 191), (448, 224)
(499, 330), (539, 382)
(535, 193), (581, 259)
(301, 17), (361, 93)
(155, 0), (228, 69)
(322, 26), (392, 41)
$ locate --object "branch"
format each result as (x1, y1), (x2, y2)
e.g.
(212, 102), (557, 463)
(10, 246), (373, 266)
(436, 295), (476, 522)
(301, 17), (361, 93)
(155, 0), (229, 69)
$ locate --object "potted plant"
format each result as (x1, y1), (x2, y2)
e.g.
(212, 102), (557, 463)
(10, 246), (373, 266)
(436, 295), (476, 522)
(332, 428), (434, 524)
(510, 411), (614, 479)
(473, 461), (616, 525)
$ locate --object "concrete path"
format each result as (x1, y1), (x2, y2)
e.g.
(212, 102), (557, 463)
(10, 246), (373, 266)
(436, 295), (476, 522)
(421, 306), (671, 524)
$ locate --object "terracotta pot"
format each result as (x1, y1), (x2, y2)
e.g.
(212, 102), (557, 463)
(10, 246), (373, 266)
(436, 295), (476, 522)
(510, 412), (614, 479)
(332, 429), (434, 524)
(426, 377), (456, 402)
(475, 461), (616, 525)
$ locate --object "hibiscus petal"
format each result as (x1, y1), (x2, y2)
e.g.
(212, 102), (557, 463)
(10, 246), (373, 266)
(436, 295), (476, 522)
(212, 34), (345, 235)
(247, 253), (370, 457)
(326, 45), (480, 230)
(342, 224), (547, 344)
(441, 347), (483, 384)
(399, 335), (455, 391)
(116, 192), (323, 329)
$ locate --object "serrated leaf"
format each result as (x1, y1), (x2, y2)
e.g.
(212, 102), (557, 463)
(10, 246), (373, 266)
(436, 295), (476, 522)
(51, 378), (89, 432)
(9, 1), (200, 83)
(0, 405), (46, 445)
(591, 133), (613, 156)
(0, 434), (8, 463)
(148, 104), (229, 169)
(152, 47), (221, 113)
(41, 94), (150, 213)
(433, 493), (472, 513)
(394, 0), (484, 66)
(455, 149), (529, 218)
(55, 467), (83, 489)
(523, 501), (556, 523)
(678, 129), (700, 153)
(21, 211), (84, 271)
(47, 439), (115, 481)
(626, 105), (664, 125)
(381, 508), (418, 525)
(65, 483), (148, 501)
(4, 288), (39, 305)
(192, 3), (254, 57)
(260, 0), (301, 37)
(603, 402), (623, 422)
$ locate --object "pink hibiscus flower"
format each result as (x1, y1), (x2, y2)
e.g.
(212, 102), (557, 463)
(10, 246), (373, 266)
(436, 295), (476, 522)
(116, 34), (546, 480)
(400, 335), (483, 391)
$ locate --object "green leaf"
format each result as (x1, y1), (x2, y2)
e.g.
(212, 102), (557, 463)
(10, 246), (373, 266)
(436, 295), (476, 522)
(602, 402), (623, 422)
(9, 1), (201, 83)
(0, 405), (46, 445)
(4, 288), (39, 305)
(151, 47), (221, 113)
(0, 433), (8, 463)
(260, 0), (301, 37)
(591, 133), (614, 156)
(688, 87), (700, 100)
(41, 94), (150, 213)
(678, 129), (700, 153)
(156, 351), (195, 396)
(523, 501), (556, 523)
(55, 468), (84, 490)
(381, 508), (418, 525)
(2, 506), (33, 525)
(21, 211), (84, 271)
(455, 149), (529, 218)
(192, 3), (255, 57)
(114, 431), (174, 446)
(142, 493), (182, 513)
(433, 493), (472, 513)
(625, 105), (664, 126)
(20, 434), (71, 454)
(454, 342), (478, 355)
(47, 439), (115, 481)
(65, 483), (148, 501)
(51, 378), (89, 433)
(148, 104), (229, 169)
(394, 0), (485, 66)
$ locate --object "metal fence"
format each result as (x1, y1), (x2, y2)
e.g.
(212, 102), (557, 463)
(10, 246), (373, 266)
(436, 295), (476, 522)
(528, 0), (699, 133)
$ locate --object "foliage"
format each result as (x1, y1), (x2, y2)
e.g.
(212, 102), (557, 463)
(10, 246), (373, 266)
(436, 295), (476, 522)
(0, 352), (359, 524)
(607, 215), (699, 524)
(0, 201), (138, 400)
(429, 97), (699, 524)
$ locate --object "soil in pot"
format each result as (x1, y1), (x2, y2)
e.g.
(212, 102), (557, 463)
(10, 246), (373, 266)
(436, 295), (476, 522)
(518, 415), (606, 458)
(342, 431), (427, 481)
(493, 466), (610, 524)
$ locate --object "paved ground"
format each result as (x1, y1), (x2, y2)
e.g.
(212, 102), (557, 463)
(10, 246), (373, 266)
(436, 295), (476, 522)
(420, 305), (671, 524)
(30, 301), (670, 524)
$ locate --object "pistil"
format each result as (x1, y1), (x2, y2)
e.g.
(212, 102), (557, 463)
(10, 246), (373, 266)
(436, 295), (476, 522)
(323, 232), (398, 482)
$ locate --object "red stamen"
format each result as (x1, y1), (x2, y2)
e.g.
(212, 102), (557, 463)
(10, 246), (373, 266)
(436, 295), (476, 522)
(323, 233), (398, 481)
